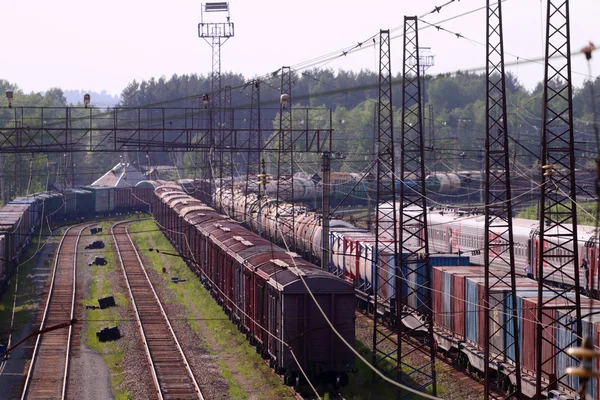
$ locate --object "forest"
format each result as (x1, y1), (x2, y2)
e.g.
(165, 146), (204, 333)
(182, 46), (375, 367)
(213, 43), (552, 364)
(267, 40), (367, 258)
(0, 67), (598, 203)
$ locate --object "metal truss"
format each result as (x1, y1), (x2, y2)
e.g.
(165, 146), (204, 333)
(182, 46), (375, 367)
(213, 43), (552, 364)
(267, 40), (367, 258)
(397, 17), (436, 397)
(275, 66), (294, 245)
(218, 86), (234, 215)
(0, 106), (329, 153)
(372, 28), (402, 391)
(536, 0), (582, 396)
(244, 80), (261, 220)
(484, 1), (523, 398)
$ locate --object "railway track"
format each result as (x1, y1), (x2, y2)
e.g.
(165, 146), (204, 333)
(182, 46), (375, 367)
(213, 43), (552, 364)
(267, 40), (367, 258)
(355, 311), (507, 399)
(112, 222), (204, 400)
(21, 224), (88, 400)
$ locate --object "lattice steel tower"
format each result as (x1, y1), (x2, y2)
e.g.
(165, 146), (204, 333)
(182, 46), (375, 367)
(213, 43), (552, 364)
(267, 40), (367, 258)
(199, 2), (234, 197)
(372, 28), (401, 390)
(535, 0), (582, 396)
(275, 67), (294, 245)
(244, 80), (261, 221)
(398, 17), (436, 397)
(220, 85), (234, 215)
(483, 1), (523, 398)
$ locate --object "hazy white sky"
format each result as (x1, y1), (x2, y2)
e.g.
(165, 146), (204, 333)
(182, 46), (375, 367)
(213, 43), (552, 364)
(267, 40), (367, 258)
(1, 0), (598, 97)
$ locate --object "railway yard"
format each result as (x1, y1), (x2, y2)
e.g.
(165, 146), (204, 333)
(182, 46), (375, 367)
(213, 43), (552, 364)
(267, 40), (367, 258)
(0, 209), (504, 400)
(0, 1), (599, 399)
(0, 177), (595, 399)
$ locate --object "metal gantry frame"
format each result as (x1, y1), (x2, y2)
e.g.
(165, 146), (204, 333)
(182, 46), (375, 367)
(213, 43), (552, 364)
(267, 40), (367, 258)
(536, 0), (582, 395)
(398, 17), (437, 397)
(483, 1), (523, 398)
(275, 66), (294, 245)
(372, 28), (402, 389)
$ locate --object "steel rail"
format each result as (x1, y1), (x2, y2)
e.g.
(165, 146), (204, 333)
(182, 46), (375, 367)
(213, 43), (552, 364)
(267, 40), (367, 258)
(21, 223), (89, 400)
(112, 221), (203, 400)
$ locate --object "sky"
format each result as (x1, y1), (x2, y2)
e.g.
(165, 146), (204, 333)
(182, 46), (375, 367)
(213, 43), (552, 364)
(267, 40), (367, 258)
(1, 0), (598, 98)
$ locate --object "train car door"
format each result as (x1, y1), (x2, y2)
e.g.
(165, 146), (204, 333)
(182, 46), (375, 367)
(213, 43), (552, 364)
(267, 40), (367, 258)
(244, 268), (255, 335)
(268, 290), (279, 361)
(256, 278), (267, 348)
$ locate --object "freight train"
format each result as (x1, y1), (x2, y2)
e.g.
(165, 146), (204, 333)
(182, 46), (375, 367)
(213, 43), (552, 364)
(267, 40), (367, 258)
(226, 169), (596, 207)
(209, 184), (600, 398)
(230, 172), (416, 208)
(150, 182), (356, 390)
(0, 184), (155, 293)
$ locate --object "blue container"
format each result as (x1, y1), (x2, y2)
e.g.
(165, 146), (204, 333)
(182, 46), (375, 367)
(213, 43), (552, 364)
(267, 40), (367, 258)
(430, 253), (471, 267)
(505, 288), (538, 363)
(555, 309), (579, 391)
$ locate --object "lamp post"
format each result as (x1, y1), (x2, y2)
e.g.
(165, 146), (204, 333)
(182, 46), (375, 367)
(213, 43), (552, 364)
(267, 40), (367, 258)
(5, 90), (13, 108)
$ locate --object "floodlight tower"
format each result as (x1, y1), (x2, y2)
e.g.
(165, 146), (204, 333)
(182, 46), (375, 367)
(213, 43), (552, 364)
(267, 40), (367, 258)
(199, 2), (234, 195)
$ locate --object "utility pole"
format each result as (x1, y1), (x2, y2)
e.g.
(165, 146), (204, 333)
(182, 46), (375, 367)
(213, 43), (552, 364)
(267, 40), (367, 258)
(483, 1), (523, 398)
(535, 0), (582, 396)
(398, 17), (436, 397)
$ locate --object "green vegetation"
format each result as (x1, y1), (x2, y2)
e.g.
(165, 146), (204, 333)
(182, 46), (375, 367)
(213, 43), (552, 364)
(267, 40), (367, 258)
(129, 220), (292, 399)
(82, 221), (131, 399)
(3, 71), (599, 197)
(517, 202), (598, 226)
(341, 341), (438, 400)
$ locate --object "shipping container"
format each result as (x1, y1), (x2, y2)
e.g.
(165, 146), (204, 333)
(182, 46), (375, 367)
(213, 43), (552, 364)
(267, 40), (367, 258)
(86, 187), (115, 213)
(520, 294), (576, 377)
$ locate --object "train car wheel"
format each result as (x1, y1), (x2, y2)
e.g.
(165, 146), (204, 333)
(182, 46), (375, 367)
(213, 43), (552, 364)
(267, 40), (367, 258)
(284, 372), (295, 386)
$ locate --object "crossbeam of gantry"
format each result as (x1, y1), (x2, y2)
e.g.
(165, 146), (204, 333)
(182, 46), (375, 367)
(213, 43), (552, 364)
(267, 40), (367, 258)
(0, 106), (329, 153)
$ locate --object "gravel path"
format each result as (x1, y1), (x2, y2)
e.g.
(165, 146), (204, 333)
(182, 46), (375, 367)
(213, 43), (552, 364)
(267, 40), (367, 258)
(66, 231), (112, 400)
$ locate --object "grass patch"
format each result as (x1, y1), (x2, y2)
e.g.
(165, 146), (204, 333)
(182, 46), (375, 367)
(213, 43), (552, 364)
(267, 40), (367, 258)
(82, 220), (131, 399)
(129, 220), (292, 399)
(341, 341), (433, 400)
(518, 201), (597, 225)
